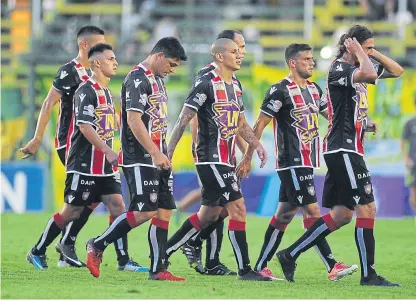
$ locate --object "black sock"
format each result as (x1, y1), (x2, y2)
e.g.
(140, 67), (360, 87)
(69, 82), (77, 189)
(165, 213), (202, 258)
(303, 218), (336, 272)
(94, 212), (135, 251)
(205, 220), (224, 268)
(286, 214), (338, 260)
(109, 215), (129, 266)
(190, 216), (225, 247)
(148, 217), (169, 273)
(228, 220), (251, 275)
(355, 218), (377, 279)
(33, 213), (65, 255)
(60, 207), (93, 246)
(254, 216), (287, 272)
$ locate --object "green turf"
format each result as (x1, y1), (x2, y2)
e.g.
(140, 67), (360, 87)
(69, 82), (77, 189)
(1, 213), (415, 299)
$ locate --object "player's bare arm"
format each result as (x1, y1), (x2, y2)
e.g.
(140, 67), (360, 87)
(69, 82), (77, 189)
(189, 115), (198, 144)
(19, 87), (62, 158)
(369, 49), (404, 79)
(167, 106), (197, 160)
(345, 38), (377, 83)
(237, 113), (267, 168)
(78, 123), (118, 166)
(127, 110), (171, 169)
(236, 112), (271, 178)
(365, 120), (378, 134)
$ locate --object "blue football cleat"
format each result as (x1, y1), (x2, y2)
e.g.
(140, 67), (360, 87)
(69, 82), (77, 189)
(27, 250), (48, 270)
(118, 258), (149, 272)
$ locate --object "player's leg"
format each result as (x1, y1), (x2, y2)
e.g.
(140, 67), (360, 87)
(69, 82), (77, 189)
(28, 173), (88, 269)
(85, 167), (156, 278)
(148, 170), (184, 281)
(55, 147), (93, 267)
(348, 154), (399, 286)
(409, 170), (416, 214)
(276, 154), (354, 281)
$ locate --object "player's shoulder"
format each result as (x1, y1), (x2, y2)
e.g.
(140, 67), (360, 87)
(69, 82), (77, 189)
(329, 59), (355, 74)
(56, 59), (77, 78)
(268, 78), (289, 95)
(194, 72), (213, 86)
(75, 80), (94, 96)
(197, 62), (216, 77)
(125, 65), (150, 84)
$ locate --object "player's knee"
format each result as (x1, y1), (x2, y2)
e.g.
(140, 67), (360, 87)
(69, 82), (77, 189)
(200, 212), (219, 227)
(107, 198), (126, 217)
(276, 211), (295, 223)
(219, 208), (229, 218)
(227, 200), (246, 221)
(302, 203), (321, 218)
(133, 210), (157, 225)
(155, 208), (172, 221)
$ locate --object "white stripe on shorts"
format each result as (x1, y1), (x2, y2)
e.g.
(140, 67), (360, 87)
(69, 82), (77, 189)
(210, 165), (226, 188)
(343, 153), (358, 189)
(71, 173), (80, 191)
(134, 166), (143, 195)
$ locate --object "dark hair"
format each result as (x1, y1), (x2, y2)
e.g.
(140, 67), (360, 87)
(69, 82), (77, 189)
(216, 30), (243, 41)
(285, 43), (312, 66)
(88, 43), (113, 58)
(77, 25), (105, 39)
(150, 37), (187, 61)
(336, 25), (373, 58)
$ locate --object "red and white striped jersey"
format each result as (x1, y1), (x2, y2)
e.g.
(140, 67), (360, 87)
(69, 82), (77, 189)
(322, 60), (384, 156)
(260, 77), (326, 170)
(119, 63), (168, 167)
(184, 69), (244, 167)
(52, 58), (90, 149)
(65, 79), (117, 176)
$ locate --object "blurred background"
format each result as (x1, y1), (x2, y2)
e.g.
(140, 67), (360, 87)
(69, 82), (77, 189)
(1, 0), (415, 218)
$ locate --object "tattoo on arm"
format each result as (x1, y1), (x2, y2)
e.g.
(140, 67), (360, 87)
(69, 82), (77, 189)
(168, 106), (197, 155)
(238, 115), (259, 148)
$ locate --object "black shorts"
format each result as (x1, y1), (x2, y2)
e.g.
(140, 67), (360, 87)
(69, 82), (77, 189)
(196, 164), (242, 207)
(122, 166), (176, 212)
(277, 168), (317, 206)
(323, 152), (374, 210)
(64, 173), (121, 206)
(57, 148), (66, 166)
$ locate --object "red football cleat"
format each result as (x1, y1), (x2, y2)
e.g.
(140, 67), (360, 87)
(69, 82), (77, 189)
(258, 267), (284, 280)
(149, 270), (186, 281)
(328, 262), (358, 281)
(86, 238), (103, 278)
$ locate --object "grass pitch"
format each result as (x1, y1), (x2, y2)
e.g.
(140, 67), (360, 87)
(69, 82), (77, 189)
(1, 213), (415, 299)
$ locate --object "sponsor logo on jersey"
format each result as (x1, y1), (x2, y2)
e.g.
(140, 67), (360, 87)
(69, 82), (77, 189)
(146, 93), (168, 134)
(149, 193), (158, 203)
(212, 101), (241, 140)
(82, 192), (90, 200)
(290, 103), (319, 144)
(60, 70), (68, 79)
(193, 93), (207, 106)
(353, 83), (368, 122)
(94, 105), (115, 141)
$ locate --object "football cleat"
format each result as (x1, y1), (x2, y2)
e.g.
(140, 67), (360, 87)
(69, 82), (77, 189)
(149, 270), (186, 281)
(85, 238), (103, 278)
(55, 242), (84, 267)
(206, 263), (237, 276)
(360, 274), (400, 287)
(258, 267), (284, 280)
(118, 259), (149, 272)
(328, 262), (358, 281)
(181, 242), (205, 274)
(238, 269), (272, 281)
(27, 250), (48, 270)
(276, 250), (296, 282)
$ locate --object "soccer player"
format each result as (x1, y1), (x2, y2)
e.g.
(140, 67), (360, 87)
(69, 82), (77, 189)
(22, 26), (143, 271)
(26, 43), (139, 272)
(401, 97), (416, 217)
(276, 25), (403, 286)
(158, 38), (271, 281)
(180, 30), (247, 276)
(85, 37), (188, 281)
(237, 43), (358, 281)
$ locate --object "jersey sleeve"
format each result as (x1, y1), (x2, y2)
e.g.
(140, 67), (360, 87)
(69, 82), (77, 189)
(184, 79), (211, 111)
(313, 82), (328, 112)
(328, 61), (357, 88)
(125, 74), (151, 113)
(236, 80), (245, 113)
(260, 84), (284, 118)
(52, 64), (79, 94)
(369, 62), (385, 85)
(74, 86), (96, 126)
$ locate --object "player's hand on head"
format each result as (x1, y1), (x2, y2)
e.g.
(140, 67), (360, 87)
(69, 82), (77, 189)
(19, 138), (41, 159)
(236, 156), (252, 179)
(256, 143), (268, 168)
(344, 37), (362, 55)
(104, 149), (119, 167)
